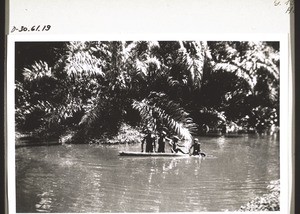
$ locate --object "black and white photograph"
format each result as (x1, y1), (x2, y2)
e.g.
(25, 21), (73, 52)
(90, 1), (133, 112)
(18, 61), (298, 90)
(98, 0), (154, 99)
(5, 0), (294, 214)
(11, 40), (283, 213)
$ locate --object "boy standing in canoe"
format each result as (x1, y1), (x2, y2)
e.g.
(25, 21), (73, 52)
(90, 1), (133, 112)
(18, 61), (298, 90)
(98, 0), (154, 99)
(141, 129), (156, 153)
(157, 131), (169, 153)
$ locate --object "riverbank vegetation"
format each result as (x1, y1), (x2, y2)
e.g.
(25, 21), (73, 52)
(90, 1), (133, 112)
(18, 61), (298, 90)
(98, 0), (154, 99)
(239, 180), (280, 211)
(15, 41), (279, 144)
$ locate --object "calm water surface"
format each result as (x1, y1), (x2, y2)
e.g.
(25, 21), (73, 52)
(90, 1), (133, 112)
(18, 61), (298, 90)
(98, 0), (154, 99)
(16, 134), (279, 212)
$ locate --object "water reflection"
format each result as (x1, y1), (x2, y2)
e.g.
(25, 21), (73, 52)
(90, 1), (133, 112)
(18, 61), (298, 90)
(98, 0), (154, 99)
(16, 134), (279, 212)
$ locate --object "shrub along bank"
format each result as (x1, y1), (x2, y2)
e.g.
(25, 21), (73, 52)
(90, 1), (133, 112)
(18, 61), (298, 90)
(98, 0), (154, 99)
(239, 180), (280, 211)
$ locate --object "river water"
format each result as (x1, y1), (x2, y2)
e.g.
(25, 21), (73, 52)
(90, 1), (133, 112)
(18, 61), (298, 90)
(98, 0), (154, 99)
(16, 134), (279, 213)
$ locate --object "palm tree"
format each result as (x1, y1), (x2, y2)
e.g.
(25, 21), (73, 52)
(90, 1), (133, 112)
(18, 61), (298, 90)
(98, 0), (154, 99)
(204, 41), (280, 132)
(15, 40), (280, 141)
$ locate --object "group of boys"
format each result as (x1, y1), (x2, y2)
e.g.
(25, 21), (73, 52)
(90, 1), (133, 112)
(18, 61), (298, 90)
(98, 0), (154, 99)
(141, 130), (202, 156)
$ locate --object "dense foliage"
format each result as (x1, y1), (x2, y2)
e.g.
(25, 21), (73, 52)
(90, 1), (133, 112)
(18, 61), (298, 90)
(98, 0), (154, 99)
(15, 41), (279, 142)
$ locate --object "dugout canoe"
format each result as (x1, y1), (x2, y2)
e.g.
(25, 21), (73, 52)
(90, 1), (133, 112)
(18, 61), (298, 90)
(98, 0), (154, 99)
(119, 151), (205, 157)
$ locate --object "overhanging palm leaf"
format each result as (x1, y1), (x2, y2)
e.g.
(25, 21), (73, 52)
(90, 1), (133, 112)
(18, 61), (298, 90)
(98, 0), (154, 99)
(212, 62), (257, 89)
(132, 92), (197, 141)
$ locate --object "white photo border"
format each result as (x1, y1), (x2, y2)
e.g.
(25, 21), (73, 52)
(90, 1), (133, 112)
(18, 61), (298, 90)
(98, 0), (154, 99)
(7, 33), (291, 214)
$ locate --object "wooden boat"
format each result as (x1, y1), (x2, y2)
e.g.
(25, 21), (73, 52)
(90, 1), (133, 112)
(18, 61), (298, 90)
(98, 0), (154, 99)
(119, 151), (205, 157)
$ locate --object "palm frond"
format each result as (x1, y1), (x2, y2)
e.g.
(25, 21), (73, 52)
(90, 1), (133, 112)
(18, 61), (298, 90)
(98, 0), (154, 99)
(211, 42), (279, 91)
(23, 61), (54, 81)
(132, 92), (197, 141)
(65, 42), (105, 78)
(176, 41), (206, 88)
(79, 105), (98, 127)
(212, 62), (256, 89)
(199, 107), (227, 122)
